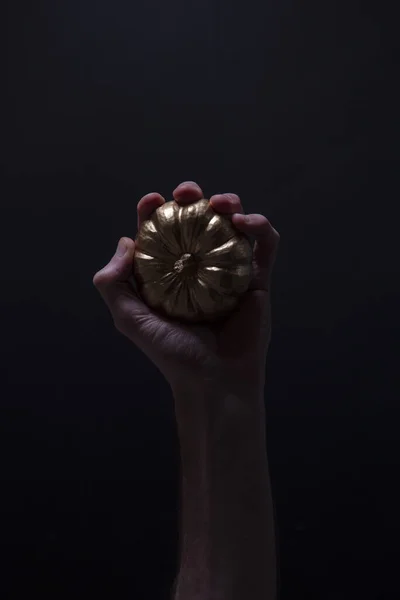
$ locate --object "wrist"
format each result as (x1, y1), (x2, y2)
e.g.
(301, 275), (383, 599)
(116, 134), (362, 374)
(171, 368), (265, 403)
(171, 376), (266, 445)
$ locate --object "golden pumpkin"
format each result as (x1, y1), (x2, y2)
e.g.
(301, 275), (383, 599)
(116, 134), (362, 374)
(132, 199), (253, 323)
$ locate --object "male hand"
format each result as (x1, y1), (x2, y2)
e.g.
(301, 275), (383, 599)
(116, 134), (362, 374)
(93, 181), (280, 393)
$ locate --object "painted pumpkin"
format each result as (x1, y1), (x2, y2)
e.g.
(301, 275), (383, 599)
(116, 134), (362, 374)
(132, 199), (253, 322)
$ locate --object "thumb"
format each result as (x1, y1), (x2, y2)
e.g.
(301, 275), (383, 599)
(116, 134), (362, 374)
(93, 237), (151, 330)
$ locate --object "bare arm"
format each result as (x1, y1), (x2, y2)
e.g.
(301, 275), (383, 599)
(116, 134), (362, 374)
(92, 180), (280, 598)
(171, 380), (277, 600)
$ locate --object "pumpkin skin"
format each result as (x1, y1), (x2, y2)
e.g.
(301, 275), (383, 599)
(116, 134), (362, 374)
(132, 199), (253, 323)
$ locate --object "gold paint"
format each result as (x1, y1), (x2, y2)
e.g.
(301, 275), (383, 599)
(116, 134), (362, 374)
(133, 199), (253, 323)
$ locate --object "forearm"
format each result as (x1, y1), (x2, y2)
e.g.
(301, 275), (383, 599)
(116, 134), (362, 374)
(171, 380), (277, 600)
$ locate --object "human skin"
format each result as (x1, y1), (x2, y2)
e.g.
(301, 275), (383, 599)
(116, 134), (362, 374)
(93, 181), (280, 599)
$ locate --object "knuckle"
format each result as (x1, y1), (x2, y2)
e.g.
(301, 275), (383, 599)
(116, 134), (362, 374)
(224, 193), (241, 203)
(92, 271), (105, 288)
(112, 306), (129, 330)
(93, 263), (124, 288)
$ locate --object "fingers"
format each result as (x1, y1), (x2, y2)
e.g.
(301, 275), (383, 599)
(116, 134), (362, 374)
(173, 181), (204, 203)
(137, 187), (243, 232)
(137, 192), (166, 229)
(209, 193), (244, 215)
(232, 213), (280, 289)
(137, 183), (204, 229)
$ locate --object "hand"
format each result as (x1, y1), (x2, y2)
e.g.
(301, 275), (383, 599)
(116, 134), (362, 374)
(93, 181), (280, 391)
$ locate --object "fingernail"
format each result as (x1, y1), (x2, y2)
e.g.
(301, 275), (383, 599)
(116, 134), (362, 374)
(116, 238), (127, 257)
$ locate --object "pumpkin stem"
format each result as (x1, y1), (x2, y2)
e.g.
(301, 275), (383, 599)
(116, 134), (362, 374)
(174, 253), (198, 277)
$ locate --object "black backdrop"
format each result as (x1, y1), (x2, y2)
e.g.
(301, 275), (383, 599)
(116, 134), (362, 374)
(3, 1), (399, 599)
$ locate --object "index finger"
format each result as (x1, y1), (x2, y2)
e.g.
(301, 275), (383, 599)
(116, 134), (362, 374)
(137, 192), (166, 229)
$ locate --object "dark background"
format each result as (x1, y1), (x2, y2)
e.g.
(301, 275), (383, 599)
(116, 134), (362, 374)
(2, 1), (399, 598)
